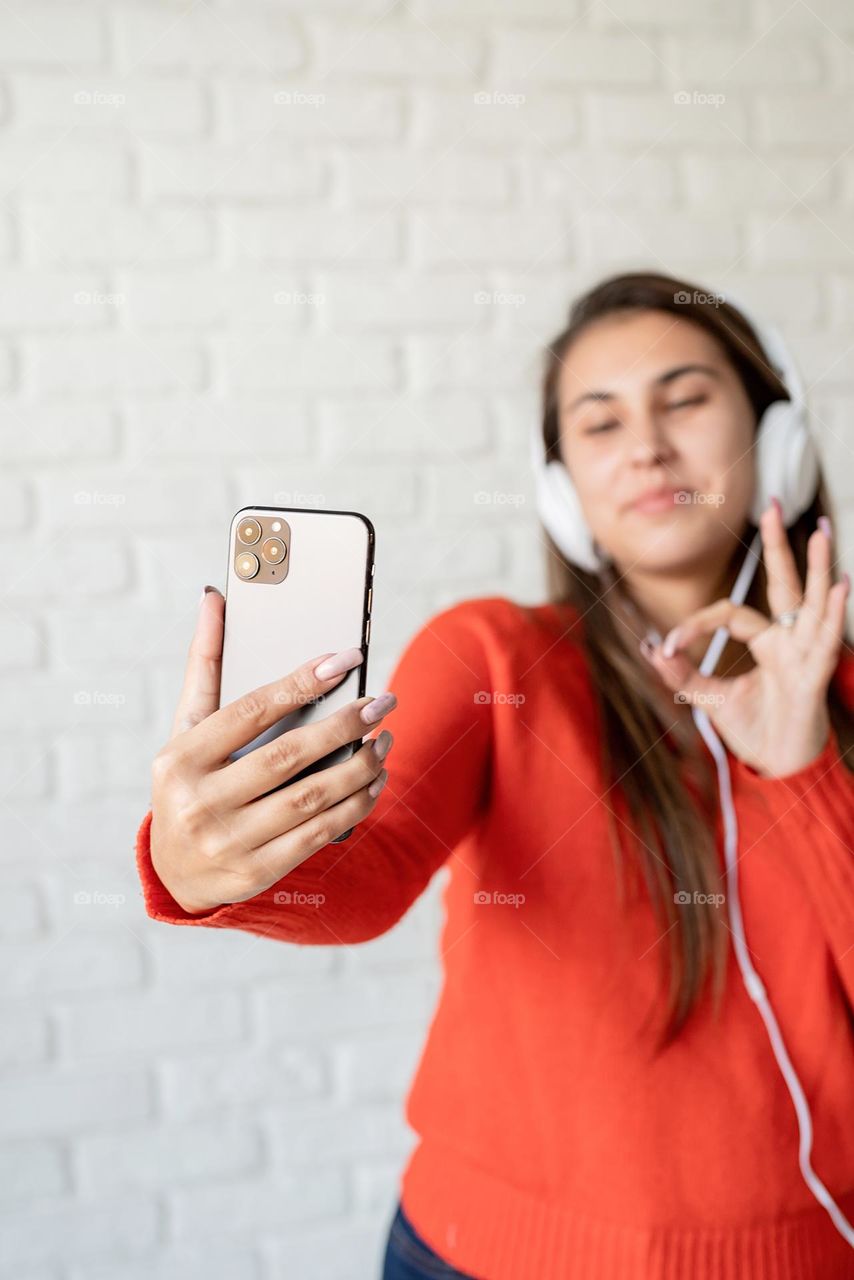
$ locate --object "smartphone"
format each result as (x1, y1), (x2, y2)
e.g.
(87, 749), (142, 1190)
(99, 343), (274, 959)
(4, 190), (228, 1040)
(220, 505), (375, 842)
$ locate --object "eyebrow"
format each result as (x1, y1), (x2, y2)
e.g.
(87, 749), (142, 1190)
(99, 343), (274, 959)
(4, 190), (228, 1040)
(562, 363), (722, 416)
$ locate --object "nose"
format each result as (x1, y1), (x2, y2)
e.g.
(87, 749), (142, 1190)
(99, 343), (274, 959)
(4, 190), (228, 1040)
(626, 406), (676, 469)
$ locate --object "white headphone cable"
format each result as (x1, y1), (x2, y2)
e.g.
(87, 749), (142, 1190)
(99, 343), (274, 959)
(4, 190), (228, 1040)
(690, 529), (854, 1247)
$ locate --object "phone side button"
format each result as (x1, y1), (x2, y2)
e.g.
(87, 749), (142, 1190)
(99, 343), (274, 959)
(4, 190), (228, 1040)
(367, 587), (373, 613)
(365, 618), (371, 643)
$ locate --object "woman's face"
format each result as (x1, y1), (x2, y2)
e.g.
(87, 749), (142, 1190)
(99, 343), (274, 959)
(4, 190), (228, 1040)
(556, 308), (758, 574)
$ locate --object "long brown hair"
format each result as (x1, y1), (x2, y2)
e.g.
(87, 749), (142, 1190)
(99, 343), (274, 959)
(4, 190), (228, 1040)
(534, 270), (854, 1053)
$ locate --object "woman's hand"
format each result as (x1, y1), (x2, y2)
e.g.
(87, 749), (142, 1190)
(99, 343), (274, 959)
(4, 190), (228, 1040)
(149, 587), (396, 915)
(641, 500), (851, 778)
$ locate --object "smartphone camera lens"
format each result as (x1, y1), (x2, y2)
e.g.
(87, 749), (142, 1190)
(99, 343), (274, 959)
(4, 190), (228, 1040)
(235, 551), (260, 579)
(260, 537), (286, 564)
(237, 518), (261, 545)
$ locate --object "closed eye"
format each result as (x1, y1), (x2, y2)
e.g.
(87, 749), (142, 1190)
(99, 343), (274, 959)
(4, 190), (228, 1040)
(584, 395), (707, 435)
(667, 395), (706, 411)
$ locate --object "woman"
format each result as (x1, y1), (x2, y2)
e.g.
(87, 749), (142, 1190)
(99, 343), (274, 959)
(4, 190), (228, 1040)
(135, 271), (854, 1279)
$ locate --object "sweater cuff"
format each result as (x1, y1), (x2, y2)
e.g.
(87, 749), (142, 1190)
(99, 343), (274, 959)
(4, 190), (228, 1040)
(729, 720), (852, 815)
(730, 723), (854, 945)
(134, 808), (238, 926)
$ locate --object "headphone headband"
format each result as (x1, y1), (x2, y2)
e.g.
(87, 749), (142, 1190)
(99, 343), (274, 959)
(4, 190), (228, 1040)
(718, 290), (806, 416)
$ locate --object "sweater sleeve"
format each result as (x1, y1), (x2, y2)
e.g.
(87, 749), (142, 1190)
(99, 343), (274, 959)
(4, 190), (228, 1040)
(728, 652), (854, 1005)
(134, 596), (498, 945)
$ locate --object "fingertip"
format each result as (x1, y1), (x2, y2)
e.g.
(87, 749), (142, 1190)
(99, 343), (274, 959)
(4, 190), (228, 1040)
(194, 585), (225, 656)
(760, 497), (783, 534)
(312, 647), (364, 681)
(661, 627), (682, 659)
(199, 584), (222, 609)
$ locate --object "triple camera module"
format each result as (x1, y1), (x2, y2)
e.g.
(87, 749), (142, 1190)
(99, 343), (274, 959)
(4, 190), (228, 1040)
(234, 515), (291, 584)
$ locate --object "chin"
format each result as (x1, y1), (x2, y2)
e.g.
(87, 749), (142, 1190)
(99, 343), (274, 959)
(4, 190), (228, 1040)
(609, 525), (720, 573)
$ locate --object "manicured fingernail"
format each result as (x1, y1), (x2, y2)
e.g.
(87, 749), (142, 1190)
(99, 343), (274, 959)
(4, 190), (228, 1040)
(818, 515), (832, 539)
(770, 496), (782, 517)
(368, 768), (388, 799)
(372, 729), (393, 762)
(639, 638), (656, 662)
(313, 648), (364, 680)
(662, 628), (681, 658)
(843, 571), (851, 591)
(360, 691), (397, 725)
(199, 584), (215, 607)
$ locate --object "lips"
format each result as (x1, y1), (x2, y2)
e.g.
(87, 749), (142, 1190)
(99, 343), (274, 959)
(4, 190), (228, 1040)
(625, 486), (684, 513)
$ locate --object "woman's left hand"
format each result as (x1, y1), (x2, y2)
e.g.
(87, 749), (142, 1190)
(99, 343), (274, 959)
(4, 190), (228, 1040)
(642, 499), (851, 778)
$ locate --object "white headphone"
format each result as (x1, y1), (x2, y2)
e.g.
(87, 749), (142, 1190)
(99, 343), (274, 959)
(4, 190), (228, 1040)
(529, 293), (820, 573)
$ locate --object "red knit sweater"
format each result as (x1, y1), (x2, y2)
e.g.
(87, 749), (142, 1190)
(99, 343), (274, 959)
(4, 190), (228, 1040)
(135, 596), (854, 1280)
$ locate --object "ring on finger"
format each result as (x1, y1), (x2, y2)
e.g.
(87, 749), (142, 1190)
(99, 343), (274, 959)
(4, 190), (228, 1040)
(775, 609), (800, 628)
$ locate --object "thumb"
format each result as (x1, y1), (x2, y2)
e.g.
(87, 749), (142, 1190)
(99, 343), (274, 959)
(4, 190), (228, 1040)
(169, 586), (225, 740)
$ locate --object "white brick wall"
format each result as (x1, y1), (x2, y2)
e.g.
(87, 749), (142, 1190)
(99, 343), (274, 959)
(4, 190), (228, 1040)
(1, 1), (853, 1277)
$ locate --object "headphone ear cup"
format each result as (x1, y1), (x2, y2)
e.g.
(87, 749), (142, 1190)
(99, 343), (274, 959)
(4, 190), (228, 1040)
(535, 460), (603, 572)
(722, 293), (820, 528)
(750, 402), (819, 528)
